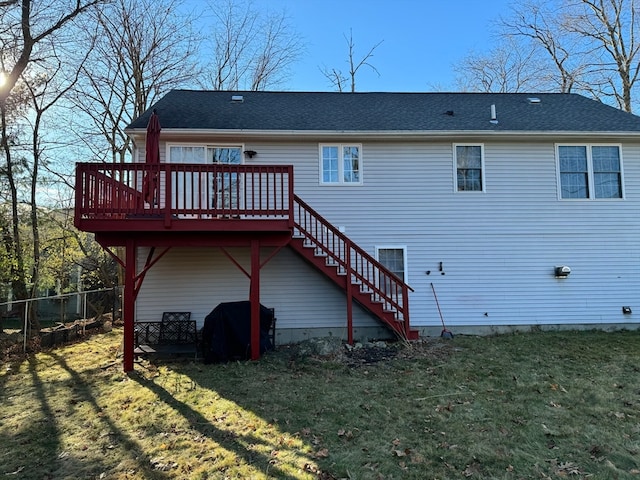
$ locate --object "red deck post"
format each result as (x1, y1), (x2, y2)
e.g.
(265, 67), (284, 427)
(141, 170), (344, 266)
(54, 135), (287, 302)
(123, 239), (136, 372)
(250, 239), (260, 360)
(345, 242), (353, 345)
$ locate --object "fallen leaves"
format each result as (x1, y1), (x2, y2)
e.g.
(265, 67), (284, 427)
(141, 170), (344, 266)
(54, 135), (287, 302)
(314, 448), (329, 458)
(337, 428), (354, 440)
(547, 459), (585, 477)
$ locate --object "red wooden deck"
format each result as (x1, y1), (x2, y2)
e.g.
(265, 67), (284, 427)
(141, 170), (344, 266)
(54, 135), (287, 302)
(74, 162), (416, 372)
(75, 162), (294, 239)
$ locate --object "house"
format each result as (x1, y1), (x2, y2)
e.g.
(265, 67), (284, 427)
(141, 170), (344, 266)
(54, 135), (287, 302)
(75, 90), (640, 371)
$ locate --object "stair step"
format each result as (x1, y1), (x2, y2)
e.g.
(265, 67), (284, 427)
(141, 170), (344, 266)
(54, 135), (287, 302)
(289, 216), (418, 340)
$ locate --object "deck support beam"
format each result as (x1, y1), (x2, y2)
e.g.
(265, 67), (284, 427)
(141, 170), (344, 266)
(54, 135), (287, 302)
(250, 239), (261, 360)
(123, 239), (137, 372)
(345, 243), (353, 345)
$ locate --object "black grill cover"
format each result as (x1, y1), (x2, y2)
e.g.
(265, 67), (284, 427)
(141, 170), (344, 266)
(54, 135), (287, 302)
(201, 301), (274, 363)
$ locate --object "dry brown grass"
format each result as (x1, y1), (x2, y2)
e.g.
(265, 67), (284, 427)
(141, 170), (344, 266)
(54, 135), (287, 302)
(1, 328), (640, 479)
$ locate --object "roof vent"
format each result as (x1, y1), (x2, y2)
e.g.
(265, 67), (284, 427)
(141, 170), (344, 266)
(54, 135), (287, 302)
(527, 97), (541, 104)
(231, 95), (244, 103)
(490, 104), (498, 124)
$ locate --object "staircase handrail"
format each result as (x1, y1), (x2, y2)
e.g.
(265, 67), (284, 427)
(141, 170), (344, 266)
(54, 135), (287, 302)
(293, 194), (413, 335)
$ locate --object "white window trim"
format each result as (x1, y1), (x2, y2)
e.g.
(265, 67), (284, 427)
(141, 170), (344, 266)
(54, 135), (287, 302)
(453, 143), (486, 193)
(555, 143), (625, 200)
(166, 143), (245, 164)
(319, 143), (363, 186)
(375, 245), (408, 283)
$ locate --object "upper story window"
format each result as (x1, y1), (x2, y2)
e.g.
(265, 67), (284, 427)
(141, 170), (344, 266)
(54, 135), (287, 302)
(320, 144), (362, 185)
(557, 145), (623, 199)
(454, 144), (484, 192)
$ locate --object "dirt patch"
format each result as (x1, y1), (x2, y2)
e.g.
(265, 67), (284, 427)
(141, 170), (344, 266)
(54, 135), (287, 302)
(281, 336), (458, 367)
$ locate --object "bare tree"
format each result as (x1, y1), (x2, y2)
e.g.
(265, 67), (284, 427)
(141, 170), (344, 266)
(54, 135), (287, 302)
(21, 41), (90, 331)
(455, 36), (548, 92)
(0, 0), (102, 312)
(565, 0), (640, 111)
(70, 0), (202, 164)
(466, 0), (640, 111)
(501, 0), (583, 93)
(203, 0), (303, 91)
(321, 29), (383, 92)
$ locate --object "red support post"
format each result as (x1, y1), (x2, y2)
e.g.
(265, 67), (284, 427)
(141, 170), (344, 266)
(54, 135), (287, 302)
(345, 242), (353, 345)
(402, 284), (410, 337)
(250, 239), (261, 360)
(123, 239), (137, 372)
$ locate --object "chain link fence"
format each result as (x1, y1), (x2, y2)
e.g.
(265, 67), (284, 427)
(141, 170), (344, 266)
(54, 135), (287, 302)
(0, 287), (123, 352)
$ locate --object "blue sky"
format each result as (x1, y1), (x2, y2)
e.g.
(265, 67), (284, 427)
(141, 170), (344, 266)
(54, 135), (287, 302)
(253, 0), (513, 92)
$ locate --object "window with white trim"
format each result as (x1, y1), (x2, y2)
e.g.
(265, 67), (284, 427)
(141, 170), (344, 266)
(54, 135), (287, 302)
(169, 145), (242, 165)
(557, 145), (623, 199)
(168, 144), (243, 210)
(454, 144), (484, 192)
(376, 247), (407, 293)
(320, 144), (362, 184)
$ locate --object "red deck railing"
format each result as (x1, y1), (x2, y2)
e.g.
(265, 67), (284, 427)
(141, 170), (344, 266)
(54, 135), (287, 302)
(75, 162), (294, 228)
(74, 162), (414, 339)
(292, 195), (413, 337)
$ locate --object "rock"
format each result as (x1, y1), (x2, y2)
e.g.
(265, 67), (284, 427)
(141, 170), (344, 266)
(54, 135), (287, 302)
(295, 336), (343, 357)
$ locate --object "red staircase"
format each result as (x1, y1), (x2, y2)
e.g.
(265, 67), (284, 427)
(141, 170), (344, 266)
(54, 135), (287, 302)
(290, 195), (418, 341)
(74, 162), (419, 344)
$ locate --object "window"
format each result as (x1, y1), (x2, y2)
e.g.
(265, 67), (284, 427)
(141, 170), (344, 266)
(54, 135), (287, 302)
(169, 145), (242, 165)
(454, 144), (484, 192)
(376, 247), (407, 293)
(168, 144), (243, 211)
(320, 144), (362, 184)
(557, 145), (623, 199)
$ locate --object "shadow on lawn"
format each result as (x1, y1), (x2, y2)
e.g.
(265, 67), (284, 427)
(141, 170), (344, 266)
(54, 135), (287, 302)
(43, 352), (171, 480)
(132, 372), (309, 479)
(4, 359), (63, 476)
(0, 356), (137, 479)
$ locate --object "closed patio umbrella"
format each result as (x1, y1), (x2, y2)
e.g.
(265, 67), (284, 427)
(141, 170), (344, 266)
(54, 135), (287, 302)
(143, 109), (161, 204)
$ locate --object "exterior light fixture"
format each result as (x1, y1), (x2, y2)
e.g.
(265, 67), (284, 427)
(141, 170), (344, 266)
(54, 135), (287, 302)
(554, 265), (571, 277)
(244, 150), (257, 158)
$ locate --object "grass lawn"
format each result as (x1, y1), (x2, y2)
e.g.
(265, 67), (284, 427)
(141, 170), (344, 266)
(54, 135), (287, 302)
(1, 328), (639, 479)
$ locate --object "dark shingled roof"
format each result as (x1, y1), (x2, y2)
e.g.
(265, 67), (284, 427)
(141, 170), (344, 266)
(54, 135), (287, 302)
(127, 90), (640, 133)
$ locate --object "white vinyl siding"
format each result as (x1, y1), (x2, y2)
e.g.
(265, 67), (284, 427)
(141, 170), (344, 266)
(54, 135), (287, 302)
(136, 247), (377, 333)
(139, 138), (640, 335)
